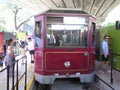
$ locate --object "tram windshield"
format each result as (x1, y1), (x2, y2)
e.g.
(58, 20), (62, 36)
(46, 16), (89, 48)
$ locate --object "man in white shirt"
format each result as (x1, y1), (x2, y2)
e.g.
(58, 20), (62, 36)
(27, 37), (34, 63)
(99, 35), (110, 73)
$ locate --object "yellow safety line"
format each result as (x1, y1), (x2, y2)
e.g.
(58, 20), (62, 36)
(18, 64), (33, 86)
(27, 73), (34, 90)
(14, 64), (33, 90)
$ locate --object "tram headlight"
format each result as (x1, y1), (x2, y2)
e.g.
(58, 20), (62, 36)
(64, 61), (71, 68)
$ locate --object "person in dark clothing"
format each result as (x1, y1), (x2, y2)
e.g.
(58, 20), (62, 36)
(0, 58), (3, 70)
(3, 40), (8, 55)
(55, 34), (60, 46)
(0, 58), (3, 66)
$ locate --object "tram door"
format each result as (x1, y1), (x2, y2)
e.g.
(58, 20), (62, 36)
(34, 15), (44, 71)
(90, 22), (96, 70)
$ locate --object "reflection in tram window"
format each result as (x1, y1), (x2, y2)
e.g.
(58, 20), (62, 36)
(46, 16), (89, 48)
(35, 21), (42, 47)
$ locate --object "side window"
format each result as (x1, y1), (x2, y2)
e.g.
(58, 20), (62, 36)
(92, 22), (96, 48)
(35, 21), (42, 47)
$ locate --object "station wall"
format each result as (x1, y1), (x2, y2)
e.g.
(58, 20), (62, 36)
(100, 25), (120, 69)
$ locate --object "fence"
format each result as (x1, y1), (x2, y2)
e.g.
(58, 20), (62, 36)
(0, 55), (27, 90)
(111, 53), (120, 83)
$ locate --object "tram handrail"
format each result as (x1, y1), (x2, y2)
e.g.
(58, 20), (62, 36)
(0, 55), (27, 90)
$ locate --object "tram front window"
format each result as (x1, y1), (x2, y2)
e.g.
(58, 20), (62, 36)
(46, 16), (89, 48)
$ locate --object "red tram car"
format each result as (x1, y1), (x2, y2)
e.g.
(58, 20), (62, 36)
(34, 9), (96, 85)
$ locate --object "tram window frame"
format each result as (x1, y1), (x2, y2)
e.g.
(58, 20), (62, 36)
(35, 21), (42, 47)
(46, 16), (89, 48)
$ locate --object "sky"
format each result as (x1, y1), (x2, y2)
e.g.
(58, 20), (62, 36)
(103, 3), (120, 25)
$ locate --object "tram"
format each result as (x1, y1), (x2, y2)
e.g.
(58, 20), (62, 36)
(34, 9), (96, 85)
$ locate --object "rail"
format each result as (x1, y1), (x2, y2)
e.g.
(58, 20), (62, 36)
(0, 55), (27, 90)
(111, 53), (120, 83)
(95, 75), (115, 90)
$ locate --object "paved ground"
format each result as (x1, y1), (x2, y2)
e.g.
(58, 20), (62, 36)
(51, 79), (88, 90)
(95, 60), (120, 90)
(33, 78), (93, 90)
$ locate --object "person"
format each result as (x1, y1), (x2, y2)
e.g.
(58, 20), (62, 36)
(92, 34), (95, 48)
(6, 39), (16, 77)
(99, 35), (110, 73)
(0, 57), (3, 70)
(20, 40), (27, 64)
(27, 37), (34, 63)
(55, 33), (60, 46)
(3, 40), (8, 55)
(49, 33), (56, 46)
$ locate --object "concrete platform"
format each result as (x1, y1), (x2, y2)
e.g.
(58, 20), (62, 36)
(0, 51), (34, 90)
(95, 60), (120, 90)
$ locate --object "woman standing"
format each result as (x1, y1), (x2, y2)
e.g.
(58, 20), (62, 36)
(6, 39), (15, 77)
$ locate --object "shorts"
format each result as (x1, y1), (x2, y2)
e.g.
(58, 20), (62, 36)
(101, 55), (109, 61)
(29, 50), (34, 55)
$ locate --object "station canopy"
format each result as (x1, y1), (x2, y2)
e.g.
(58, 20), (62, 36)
(10, 0), (120, 24)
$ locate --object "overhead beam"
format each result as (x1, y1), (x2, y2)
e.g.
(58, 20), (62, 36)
(39, 0), (51, 9)
(61, 0), (67, 8)
(62, 0), (74, 8)
(90, 0), (95, 13)
(40, 0), (57, 8)
(100, 0), (116, 16)
(83, 0), (94, 14)
(95, 0), (105, 16)
(83, 0), (85, 11)
(29, 0), (49, 10)
(72, 0), (76, 8)
(102, 0), (120, 17)
(51, 0), (58, 7)
(78, 0), (84, 10)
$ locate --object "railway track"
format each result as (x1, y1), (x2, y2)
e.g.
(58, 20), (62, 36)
(32, 78), (94, 90)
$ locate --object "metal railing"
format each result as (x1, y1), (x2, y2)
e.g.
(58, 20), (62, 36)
(0, 55), (27, 90)
(95, 75), (115, 90)
(111, 53), (120, 84)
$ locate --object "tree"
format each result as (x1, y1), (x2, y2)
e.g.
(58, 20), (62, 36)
(12, 7), (32, 31)
(0, 18), (6, 31)
(6, 3), (32, 31)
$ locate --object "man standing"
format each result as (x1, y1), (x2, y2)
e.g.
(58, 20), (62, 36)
(99, 35), (110, 73)
(27, 37), (34, 63)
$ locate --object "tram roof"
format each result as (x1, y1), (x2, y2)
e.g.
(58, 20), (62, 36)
(9, 0), (120, 24)
(46, 9), (88, 14)
(35, 9), (92, 17)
